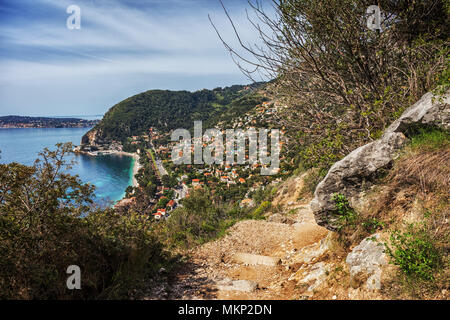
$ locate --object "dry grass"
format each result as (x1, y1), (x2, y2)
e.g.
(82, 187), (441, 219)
(366, 144), (450, 300)
(367, 145), (449, 223)
(388, 147), (449, 194)
(328, 141), (449, 299)
(298, 168), (326, 198)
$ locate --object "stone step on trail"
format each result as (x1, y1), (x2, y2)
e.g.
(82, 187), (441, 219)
(216, 279), (258, 293)
(233, 253), (281, 266)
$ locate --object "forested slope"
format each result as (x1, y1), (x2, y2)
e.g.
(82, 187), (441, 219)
(82, 83), (266, 145)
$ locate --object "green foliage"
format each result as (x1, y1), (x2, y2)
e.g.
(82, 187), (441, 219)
(332, 193), (358, 229)
(157, 197), (170, 208)
(298, 129), (345, 169)
(248, 0), (449, 171)
(158, 184), (269, 249)
(250, 185), (277, 206)
(161, 190), (244, 248)
(362, 218), (385, 233)
(251, 201), (271, 219)
(385, 226), (442, 281)
(0, 144), (171, 299)
(408, 127), (450, 151)
(125, 185), (134, 198)
(433, 53), (450, 97)
(161, 175), (178, 188)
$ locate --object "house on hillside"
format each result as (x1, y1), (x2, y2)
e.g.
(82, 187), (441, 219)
(154, 212), (162, 220)
(156, 209), (166, 219)
(167, 200), (176, 212)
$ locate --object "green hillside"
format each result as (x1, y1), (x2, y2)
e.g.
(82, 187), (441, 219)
(83, 83), (267, 144)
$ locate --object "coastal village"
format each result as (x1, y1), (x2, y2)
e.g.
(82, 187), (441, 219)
(0, 116), (99, 128)
(80, 98), (292, 222)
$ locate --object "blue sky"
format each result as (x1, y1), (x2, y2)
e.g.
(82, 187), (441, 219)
(0, 0), (265, 116)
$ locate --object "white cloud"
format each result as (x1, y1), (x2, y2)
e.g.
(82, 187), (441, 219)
(0, 0), (269, 115)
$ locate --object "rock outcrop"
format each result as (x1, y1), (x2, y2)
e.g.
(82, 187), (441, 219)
(386, 91), (450, 133)
(311, 91), (450, 230)
(294, 261), (331, 293)
(81, 128), (99, 145)
(346, 234), (386, 291)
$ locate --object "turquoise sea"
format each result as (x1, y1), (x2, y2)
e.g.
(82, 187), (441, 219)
(0, 127), (134, 205)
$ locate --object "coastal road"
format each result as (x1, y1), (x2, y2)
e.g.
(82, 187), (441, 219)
(147, 146), (168, 178)
(155, 158), (168, 176)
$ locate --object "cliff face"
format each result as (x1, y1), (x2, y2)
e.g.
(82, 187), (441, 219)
(81, 128), (98, 145)
(80, 127), (114, 150)
(81, 127), (110, 146)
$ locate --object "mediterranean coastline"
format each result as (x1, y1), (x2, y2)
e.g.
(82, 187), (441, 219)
(0, 127), (136, 204)
(73, 148), (141, 196)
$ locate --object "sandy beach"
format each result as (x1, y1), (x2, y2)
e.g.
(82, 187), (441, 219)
(130, 153), (141, 188)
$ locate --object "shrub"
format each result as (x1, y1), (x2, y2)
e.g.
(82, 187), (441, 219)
(332, 193), (358, 229)
(161, 189), (250, 248)
(251, 201), (271, 219)
(218, 0), (449, 171)
(362, 218), (385, 233)
(385, 226), (442, 281)
(250, 185), (277, 205)
(0, 144), (170, 299)
(408, 127), (450, 151)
